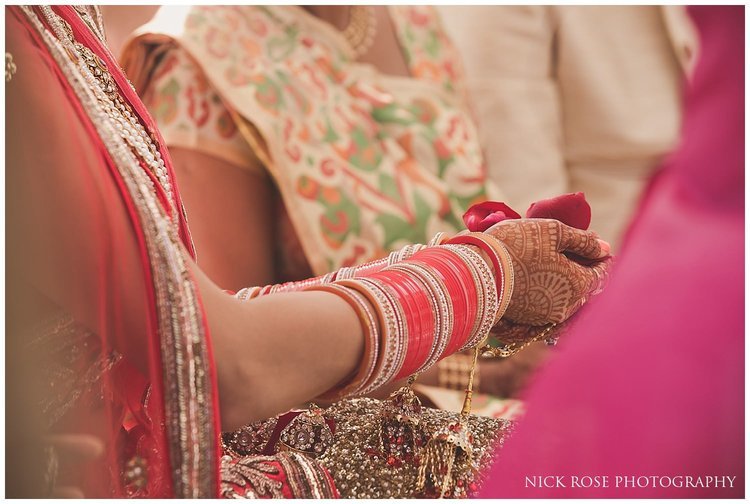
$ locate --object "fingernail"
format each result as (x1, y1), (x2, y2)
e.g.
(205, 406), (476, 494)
(597, 239), (611, 256)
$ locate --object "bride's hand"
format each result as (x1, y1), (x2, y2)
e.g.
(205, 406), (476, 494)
(486, 218), (612, 326)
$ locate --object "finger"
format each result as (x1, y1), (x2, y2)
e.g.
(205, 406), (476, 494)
(561, 258), (614, 318)
(558, 223), (610, 259)
(553, 260), (598, 319)
(46, 434), (105, 462)
(588, 256), (613, 295)
(491, 317), (548, 343)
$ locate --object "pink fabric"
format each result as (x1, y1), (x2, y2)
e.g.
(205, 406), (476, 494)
(480, 6), (744, 498)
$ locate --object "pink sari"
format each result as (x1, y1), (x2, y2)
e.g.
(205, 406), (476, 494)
(480, 6), (744, 498)
(6, 6), (220, 497)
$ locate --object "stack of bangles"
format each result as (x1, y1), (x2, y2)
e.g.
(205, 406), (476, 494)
(234, 232), (514, 399)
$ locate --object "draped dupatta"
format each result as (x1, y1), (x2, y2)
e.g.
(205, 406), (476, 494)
(6, 6), (221, 497)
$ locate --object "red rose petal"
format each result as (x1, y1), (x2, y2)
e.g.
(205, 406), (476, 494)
(463, 201), (521, 232)
(526, 192), (592, 230)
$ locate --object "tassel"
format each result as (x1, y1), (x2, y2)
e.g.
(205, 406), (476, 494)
(378, 375), (423, 467)
(416, 421), (475, 498)
(416, 347), (481, 498)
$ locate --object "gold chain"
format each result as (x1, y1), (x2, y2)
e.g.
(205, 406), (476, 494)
(480, 323), (557, 359)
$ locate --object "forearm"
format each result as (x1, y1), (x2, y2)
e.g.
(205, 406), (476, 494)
(194, 234), (504, 429)
(235, 238), (444, 299)
(192, 260), (364, 431)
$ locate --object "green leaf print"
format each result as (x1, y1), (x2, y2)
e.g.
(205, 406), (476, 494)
(425, 30), (441, 59)
(375, 212), (414, 250)
(371, 103), (413, 127)
(375, 191), (432, 249)
(411, 191), (433, 243)
(322, 117), (340, 143)
(349, 127), (382, 172)
(266, 25), (299, 62)
(377, 173), (401, 203)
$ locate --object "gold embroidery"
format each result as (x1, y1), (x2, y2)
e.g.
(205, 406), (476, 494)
(222, 417), (278, 456)
(6, 52), (17, 82)
(318, 398), (512, 498)
(220, 455), (285, 499)
(72, 5), (106, 43)
(19, 6), (218, 496)
(123, 455), (148, 493)
(25, 312), (121, 429)
(57, 17), (175, 210)
(277, 407), (334, 456)
(276, 451), (337, 499)
(223, 397), (512, 498)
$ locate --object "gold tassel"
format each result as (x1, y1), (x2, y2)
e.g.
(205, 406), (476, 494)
(416, 347), (480, 498)
(378, 375), (423, 467)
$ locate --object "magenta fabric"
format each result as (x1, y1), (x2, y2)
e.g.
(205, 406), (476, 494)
(479, 6), (744, 498)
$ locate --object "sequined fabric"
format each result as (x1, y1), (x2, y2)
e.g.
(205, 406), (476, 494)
(223, 397), (513, 498)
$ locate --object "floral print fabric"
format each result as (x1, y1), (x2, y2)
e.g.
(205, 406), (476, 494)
(130, 5), (495, 275)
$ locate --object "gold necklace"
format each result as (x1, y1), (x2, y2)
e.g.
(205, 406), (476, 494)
(341, 6), (377, 58)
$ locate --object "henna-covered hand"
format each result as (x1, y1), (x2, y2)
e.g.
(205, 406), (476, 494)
(486, 218), (611, 326)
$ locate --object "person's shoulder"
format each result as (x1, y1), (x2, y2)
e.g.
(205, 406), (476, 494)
(6, 8), (65, 113)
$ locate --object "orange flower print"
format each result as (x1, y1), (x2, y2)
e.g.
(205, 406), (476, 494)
(285, 144), (302, 162)
(251, 75), (282, 113)
(296, 175), (320, 200)
(246, 14), (267, 37)
(412, 98), (437, 124)
(321, 186), (342, 205)
(297, 124), (311, 142)
(433, 138), (452, 160)
(409, 7), (431, 27)
(206, 27), (231, 59)
(321, 210), (350, 241)
(239, 36), (262, 67)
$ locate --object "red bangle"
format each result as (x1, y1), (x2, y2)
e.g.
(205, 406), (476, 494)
(337, 278), (397, 393)
(370, 270), (419, 379)
(446, 234), (504, 299)
(425, 248), (480, 357)
(385, 267), (434, 377)
(409, 248), (470, 358)
(371, 269), (428, 378)
(409, 247), (476, 359)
